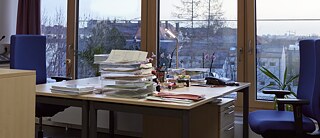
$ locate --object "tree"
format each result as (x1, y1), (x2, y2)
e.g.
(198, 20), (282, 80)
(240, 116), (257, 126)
(41, 7), (67, 77)
(202, 0), (225, 36)
(172, 0), (202, 31)
(78, 20), (127, 77)
(172, 0), (225, 68)
(106, 27), (127, 51)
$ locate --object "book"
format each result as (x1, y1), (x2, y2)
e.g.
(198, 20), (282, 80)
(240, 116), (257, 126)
(106, 50), (148, 63)
(51, 84), (95, 92)
(104, 81), (153, 89)
(50, 88), (93, 95)
(145, 96), (193, 104)
(102, 68), (153, 75)
(102, 67), (140, 72)
(101, 74), (155, 80)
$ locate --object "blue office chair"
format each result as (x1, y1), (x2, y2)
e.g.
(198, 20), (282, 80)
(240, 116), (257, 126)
(10, 35), (70, 138)
(249, 39), (320, 138)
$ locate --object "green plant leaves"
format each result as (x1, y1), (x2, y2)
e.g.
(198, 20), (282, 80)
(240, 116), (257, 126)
(259, 67), (282, 87)
(259, 66), (299, 111)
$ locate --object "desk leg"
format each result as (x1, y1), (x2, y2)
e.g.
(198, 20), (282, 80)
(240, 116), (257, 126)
(82, 101), (89, 138)
(243, 87), (249, 138)
(90, 102), (97, 138)
(182, 110), (190, 138)
(110, 111), (115, 138)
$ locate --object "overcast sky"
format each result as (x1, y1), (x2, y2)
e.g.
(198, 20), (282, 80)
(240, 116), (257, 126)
(41, 0), (320, 36)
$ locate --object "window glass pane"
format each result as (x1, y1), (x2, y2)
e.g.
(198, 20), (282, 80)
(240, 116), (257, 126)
(77, 0), (141, 78)
(256, 0), (320, 100)
(159, 0), (237, 80)
(41, 0), (67, 78)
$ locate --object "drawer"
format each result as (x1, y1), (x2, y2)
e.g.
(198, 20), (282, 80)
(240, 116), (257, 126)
(220, 123), (234, 138)
(218, 99), (235, 112)
(220, 107), (235, 128)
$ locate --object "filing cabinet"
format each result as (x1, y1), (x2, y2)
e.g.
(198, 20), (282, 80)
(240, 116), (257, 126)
(215, 98), (235, 138)
(143, 98), (235, 138)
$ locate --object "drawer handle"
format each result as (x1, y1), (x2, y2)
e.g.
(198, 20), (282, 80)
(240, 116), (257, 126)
(225, 110), (234, 115)
(225, 126), (234, 131)
(225, 105), (235, 110)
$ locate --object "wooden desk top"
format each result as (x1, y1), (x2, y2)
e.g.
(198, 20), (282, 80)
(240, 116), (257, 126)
(36, 77), (250, 110)
(0, 69), (35, 78)
(36, 77), (100, 100)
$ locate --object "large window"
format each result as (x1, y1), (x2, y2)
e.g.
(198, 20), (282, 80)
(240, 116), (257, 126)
(41, 0), (67, 78)
(159, 0), (238, 80)
(255, 0), (320, 100)
(43, 0), (314, 108)
(77, 0), (142, 78)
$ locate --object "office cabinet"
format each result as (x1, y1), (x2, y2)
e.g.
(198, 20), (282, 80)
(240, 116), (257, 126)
(0, 69), (36, 138)
(216, 98), (235, 138)
(143, 98), (235, 138)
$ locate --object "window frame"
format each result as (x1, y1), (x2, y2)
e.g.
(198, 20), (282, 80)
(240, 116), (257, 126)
(64, 0), (275, 110)
(244, 0), (274, 110)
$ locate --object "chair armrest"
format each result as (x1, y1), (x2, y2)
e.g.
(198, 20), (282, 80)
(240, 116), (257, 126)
(262, 90), (291, 98)
(276, 99), (309, 105)
(263, 90), (293, 111)
(276, 98), (309, 136)
(51, 76), (72, 82)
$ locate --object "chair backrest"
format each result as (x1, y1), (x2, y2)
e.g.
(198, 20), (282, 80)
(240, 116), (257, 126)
(297, 39), (320, 124)
(10, 35), (47, 84)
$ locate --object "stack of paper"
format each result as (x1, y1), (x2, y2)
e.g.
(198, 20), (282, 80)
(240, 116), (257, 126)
(98, 50), (156, 98)
(51, 84), (94, 95)
(146, 92), (207, 104)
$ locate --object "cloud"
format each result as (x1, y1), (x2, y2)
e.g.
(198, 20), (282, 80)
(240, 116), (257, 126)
(89, 0), (140, 19)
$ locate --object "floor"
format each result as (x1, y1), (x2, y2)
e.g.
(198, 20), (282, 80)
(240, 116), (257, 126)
(36, 122), (262, 138)
(36, 114), (265, 138)
(35, 125), (137, 138)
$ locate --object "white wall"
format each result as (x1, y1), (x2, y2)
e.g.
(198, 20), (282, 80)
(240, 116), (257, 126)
(0, 0), (18, 54)
(0, 0), (18, 44)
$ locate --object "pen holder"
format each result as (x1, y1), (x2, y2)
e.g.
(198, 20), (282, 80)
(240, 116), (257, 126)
(156, 70), (166, 82)
(177, 79), (190, 87)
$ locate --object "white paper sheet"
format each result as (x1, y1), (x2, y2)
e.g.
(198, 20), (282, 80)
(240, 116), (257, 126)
(106, 50), (148, 63)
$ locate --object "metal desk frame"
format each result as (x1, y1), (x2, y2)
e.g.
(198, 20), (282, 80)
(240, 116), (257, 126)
(36, 96), (90, 138)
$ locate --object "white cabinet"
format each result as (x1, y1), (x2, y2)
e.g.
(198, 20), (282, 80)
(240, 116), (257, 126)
(215, 98), (235, 138)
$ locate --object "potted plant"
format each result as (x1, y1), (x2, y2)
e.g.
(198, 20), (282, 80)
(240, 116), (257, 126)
(259, 66), (299, 110)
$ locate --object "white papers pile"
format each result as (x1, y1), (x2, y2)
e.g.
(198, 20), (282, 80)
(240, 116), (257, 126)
(106, 50), (148, 63)
(51, 84), (94, 95)
(98, 50), (156, 98)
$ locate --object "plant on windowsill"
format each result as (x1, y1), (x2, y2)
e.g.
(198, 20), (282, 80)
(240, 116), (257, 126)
(168, 47), (176, 69)
(259, 66), (299, 111)
(204, 52), (216, 76)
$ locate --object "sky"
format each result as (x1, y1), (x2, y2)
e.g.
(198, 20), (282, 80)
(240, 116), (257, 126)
(41, 0), (236, 20)
(41, 0), (320, 36)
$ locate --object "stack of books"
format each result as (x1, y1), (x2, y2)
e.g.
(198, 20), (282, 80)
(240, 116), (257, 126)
(101, 63), (154, 79)
(51, 84), (95, 95)
(98, 50), (156, 98)
(100, 62), (156, 98)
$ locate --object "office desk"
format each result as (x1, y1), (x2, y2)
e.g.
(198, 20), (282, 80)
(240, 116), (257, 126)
(84, 78), (250, 138)
(36, 77), (250, 138)
(36, 77), (101, 138)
